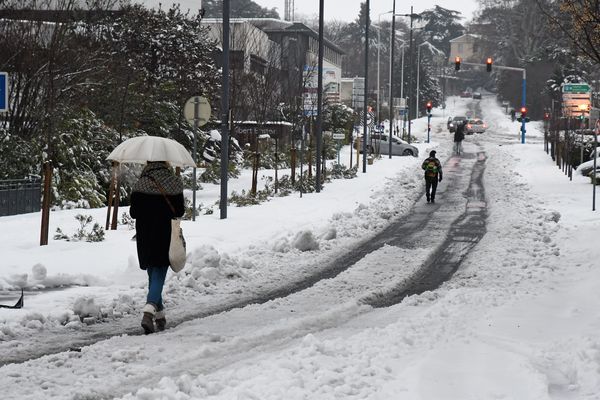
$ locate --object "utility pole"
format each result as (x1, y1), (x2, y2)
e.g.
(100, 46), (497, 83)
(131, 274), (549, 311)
(219, 0), (230, 219)
(388, 0), (396, 158)
(315, 0), (324, 192)
(396, 7), (421, 144)
(377, 10), (392, 126)
(362, 0), (370, 173)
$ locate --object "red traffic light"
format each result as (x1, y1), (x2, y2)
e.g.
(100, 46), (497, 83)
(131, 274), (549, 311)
(455, 56), (461, 71)
(520, 107), (527, 117)
(543, 112), (550, 120)
(486, 57), (492, 72)
(426, 101), (432, 112)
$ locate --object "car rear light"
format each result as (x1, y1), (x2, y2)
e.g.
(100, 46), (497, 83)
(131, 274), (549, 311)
(467, 124), (472, 129)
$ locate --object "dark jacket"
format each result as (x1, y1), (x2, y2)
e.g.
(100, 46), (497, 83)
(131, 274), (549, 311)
(130, 163), (185, 269)
(454, 124), (465, 142)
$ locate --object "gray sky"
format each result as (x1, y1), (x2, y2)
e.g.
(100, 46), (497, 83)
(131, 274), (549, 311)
(141, 1), (479, 23)
(253, 0), (480, 22)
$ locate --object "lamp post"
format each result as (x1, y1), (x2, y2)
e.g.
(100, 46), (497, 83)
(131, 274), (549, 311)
(415, 41), (430, 119)
(387, 0), (396, 157)
(394, 7), (422, 144)
(315, 0), (324, 192)
(362, 0), (370, 173)
(219, 0), (230, 219)
(376, 10), (393, 125)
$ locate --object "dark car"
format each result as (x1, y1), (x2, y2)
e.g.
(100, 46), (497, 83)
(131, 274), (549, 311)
(448, 116), (468, 132)
(472, 92), (482, 99)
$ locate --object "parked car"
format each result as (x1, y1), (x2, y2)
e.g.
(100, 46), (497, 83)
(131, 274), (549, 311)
(465, 119), (487, 134)
(354, 134), (418, 157)
(472, 92), (482, 99)
(448, 116), (468, 132)
(460, 91), (472, 98)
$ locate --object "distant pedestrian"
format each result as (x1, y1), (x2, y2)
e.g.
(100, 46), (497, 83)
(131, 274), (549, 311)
(130, 161), (185, 334)
(421, 150), (443, 203)
(454, 121), (465, 155)
(510, 109), (516, 122)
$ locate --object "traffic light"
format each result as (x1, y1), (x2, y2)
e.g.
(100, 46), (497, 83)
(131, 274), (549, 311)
(543, 112), (550, 120)
(486, 57), (492, 72)
(517, 107), (530, 123)
(426, 101), (432, 114)
(455, 56), (461, 71)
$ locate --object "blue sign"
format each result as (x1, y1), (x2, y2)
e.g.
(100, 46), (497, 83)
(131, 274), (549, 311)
(0, 72), (7, 112)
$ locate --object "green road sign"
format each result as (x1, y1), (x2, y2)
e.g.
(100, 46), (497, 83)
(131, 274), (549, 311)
(562, 83), (591, 94)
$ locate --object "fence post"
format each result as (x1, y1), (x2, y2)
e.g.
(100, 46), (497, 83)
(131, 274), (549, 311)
(40, 161), (52, 246)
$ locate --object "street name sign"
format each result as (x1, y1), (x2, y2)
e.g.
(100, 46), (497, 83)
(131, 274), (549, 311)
(562, 83), (591, 94)
(332, 132), (345, 140)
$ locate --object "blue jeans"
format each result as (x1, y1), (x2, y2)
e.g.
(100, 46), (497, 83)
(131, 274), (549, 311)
(146, 266), (168, 311)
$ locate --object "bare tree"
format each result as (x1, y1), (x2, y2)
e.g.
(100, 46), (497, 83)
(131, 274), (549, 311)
(534, 0), (600, 64)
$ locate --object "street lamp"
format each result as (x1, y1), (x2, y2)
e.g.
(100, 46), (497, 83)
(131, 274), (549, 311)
(362, 0), (370, 173)
(394, 7), (422, 144)
(416, 42), (427, 118)
(220, 0), (231, 219)
(376, 10), (393, 125)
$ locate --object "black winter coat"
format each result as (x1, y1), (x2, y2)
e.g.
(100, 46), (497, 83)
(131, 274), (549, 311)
(130, 191), (185, 269)
(454, 125), (465, 142)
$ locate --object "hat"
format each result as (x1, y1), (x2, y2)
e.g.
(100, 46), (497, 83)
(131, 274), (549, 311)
(429, 150), (436, 157)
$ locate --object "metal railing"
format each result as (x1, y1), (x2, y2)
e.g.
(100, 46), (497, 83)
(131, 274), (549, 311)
(0, 178), (41, 216)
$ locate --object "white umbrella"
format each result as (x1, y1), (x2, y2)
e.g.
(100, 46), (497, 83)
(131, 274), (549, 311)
(107, 136), (196, 168)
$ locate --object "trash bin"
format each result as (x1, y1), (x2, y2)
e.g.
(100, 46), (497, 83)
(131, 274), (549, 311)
(367, 156), (374, 165)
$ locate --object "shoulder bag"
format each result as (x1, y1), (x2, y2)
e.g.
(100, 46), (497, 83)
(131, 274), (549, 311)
(147, 176), (187, 272)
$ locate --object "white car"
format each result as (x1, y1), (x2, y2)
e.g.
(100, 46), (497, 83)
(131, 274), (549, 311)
(465, 119), (487, 134)
(354, 134), (419, 157)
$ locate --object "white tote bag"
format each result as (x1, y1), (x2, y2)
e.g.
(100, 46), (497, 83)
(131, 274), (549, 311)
(169, 219), (186, 272)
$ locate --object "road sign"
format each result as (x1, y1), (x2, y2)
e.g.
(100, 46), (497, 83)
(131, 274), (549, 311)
(184, 96), (211, 126)
(562, 91), (591, 118)
(393, 97), (406, 108)
(562, 83), (591, 94)
(0, 72), (7, 112)
(332, 132), (345, 140)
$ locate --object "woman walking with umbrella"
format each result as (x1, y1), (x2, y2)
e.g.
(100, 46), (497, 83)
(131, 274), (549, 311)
(108, 136), (195, 333)
(130, 161), (185, 334)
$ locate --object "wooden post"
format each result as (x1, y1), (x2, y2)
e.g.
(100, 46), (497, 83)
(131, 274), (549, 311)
(105, 161), (117, 230)
(274, 137), (279, 194)
(290, 145), (296, 184)
(40, 161), (53, 246)
(251, 135), (258, 195)
(110, 163), (120, 230)
(308, 117), (313, 178)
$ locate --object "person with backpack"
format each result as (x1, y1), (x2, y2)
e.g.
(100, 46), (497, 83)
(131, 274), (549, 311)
(421, 150), (443, 203)
(454, 121), (465, 155)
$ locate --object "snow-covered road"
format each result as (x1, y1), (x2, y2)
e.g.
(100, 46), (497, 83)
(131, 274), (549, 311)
(3, 96), (600, 399)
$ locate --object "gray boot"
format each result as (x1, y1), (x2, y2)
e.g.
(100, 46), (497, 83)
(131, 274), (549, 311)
(141, 303), (156, 334)
(155, 309), (166, 332)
